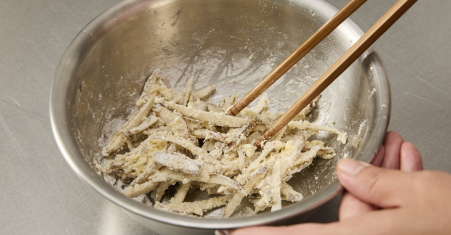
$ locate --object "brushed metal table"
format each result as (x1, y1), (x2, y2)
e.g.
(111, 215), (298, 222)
(1, 0), (450, 234)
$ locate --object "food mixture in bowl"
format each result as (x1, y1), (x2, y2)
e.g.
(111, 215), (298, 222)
(96, 68), (347, 218)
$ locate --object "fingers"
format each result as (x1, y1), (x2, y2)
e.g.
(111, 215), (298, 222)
(337, 158), (415, 208)
(381, 131), (403, 169)
(224, 223), (338, 235)
(224, 210), (406, 235)
(334, 209), (407, 235)
(339, 145), (382, 220)
(337, 144), (384, 220)
(225, 210), (404, 235)
(339, 191), (377, 220)
(370, 145), (385, 167)
(381, 131), (422, 171)
(400, 142), (423, 171)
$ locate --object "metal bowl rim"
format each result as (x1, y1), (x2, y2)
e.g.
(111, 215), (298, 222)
(50, 0), (391, 229)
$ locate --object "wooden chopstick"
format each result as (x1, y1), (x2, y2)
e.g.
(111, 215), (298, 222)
(254, 0), (417, 147)
(226, 0), (368, 116)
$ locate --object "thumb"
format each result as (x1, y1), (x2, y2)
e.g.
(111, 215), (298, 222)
(337, 158), (416, 208)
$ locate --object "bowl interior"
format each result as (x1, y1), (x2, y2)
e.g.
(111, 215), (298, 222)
(51, 0), (390, 230)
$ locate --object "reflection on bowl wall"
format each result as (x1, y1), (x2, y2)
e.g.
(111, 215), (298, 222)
(50, 0), (390, 234)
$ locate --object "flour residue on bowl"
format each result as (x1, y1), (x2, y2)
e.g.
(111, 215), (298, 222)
(69, 0), (377, 220)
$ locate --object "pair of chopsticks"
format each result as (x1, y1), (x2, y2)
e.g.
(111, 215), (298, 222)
(226, 0), (417, 147)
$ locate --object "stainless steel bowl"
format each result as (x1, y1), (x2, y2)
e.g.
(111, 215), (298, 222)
(50, 0), (390, 234)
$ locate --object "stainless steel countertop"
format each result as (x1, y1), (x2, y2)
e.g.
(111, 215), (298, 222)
(1, 0), (450, 234)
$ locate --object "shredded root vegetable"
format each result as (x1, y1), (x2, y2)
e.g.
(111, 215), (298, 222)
(97, 70), (346, 218)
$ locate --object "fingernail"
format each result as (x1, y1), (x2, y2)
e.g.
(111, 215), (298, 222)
(338, 159), (369, 176)
(215, 230), (230, 235)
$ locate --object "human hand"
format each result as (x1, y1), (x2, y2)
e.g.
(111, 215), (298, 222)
(339, 131), (423, 220)
(220, 132), (451, 235)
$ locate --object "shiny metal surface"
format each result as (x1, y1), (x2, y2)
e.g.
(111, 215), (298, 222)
(50, 0), (389, 234)
(2, 0), (451, 234)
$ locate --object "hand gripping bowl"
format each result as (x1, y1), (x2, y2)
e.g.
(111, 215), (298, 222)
(50, 0), (390, 234)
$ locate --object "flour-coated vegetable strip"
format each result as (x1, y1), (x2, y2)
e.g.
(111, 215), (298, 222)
(152, 135), (221, 166)
(282, 146), (320, 182)
(156, 97), (252, 127)
(279, 133), (306, 182)
(219, 92), (239, 112)
(209, 142), (225, 159)
(155, 195), (232, 216)
(171, 182), (191, 203)
(237, 150), (246, 170)
(150, 165), (214, 185)
(105, 137), (166, 182)
(192, 84), (216, 100)
(288, 120), (347, 144)
(209, 174), (244, 191)
(103, 71), (159, 156)
(253, 93), (270, 114)
(142, 126), (172, 136)
(102, 92), (156, 156)
(223, 166), (269, 218)
(181, 75), (194, 106)
(206, 103), (224, 113)
(124, 181), (159, 198)
(236, 141), (284, 183)
(122, 132), (135, 151)
(222, 192), (246, 218)
(269, 126), (287, 142)
(292, 95), (321, 121)
(251, 193), (271, 214)
(188, 99), (208, 111)
(224, 122), (255, 153)
(154, 104), (190, 138)
(304, 140), (336, 159)
(270, 155), (282, 212)
(137, 68), (162, 108)
(191, 129), (226, 142)
(281, 182), (303, 202)
(155, 181), (173, 202)
(129, 115), (160, 135)
(153, 151), (202, 176)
